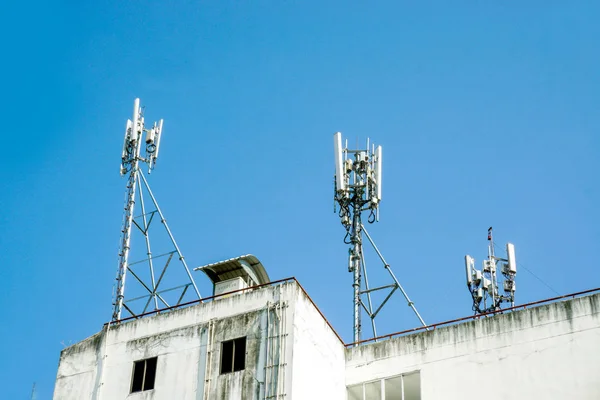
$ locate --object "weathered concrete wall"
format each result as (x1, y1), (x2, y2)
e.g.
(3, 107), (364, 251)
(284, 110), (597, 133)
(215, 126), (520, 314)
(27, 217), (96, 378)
(346, 293), (600, 400)
(53, 282), (305, 400)
(288, 287), (346, 400)
(53, 332), (103, 399)
(55, 282), (600, 400)
(204, 309), (265, 399)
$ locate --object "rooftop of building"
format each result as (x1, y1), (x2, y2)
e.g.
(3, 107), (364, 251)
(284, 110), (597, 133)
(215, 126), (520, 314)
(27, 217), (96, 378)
(81, 277), (600, 351)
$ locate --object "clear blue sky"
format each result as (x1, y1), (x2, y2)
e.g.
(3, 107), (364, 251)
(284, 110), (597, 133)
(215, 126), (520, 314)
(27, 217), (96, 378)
(1, 1), (599, 398)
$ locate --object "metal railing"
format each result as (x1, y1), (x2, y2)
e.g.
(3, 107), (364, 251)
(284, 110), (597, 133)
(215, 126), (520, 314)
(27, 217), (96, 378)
(109, 277), (297, 324)
(106, 278), (600, 350)
(345, 287), (600, 347)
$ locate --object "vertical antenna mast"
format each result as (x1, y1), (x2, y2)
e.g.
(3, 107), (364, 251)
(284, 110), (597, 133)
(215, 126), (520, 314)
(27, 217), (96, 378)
(333, 132), (426, 343)
(112, 98), (201, 322)
(464, 227), (517, 314)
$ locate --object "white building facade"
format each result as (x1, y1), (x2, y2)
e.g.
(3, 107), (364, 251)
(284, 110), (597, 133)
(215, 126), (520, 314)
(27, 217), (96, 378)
(54, 280), (345, 400)
(346, 292), (600, 400)
(54, 280), (600, 400)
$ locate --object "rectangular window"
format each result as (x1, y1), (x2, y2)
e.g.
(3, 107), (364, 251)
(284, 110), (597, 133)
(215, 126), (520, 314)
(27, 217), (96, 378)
(131, 357), (157, 393)
(384, 376), (403, 400)
(220, 337), (246, 374)
(402, 372), (421, 400)
(347, 371), (420, 400)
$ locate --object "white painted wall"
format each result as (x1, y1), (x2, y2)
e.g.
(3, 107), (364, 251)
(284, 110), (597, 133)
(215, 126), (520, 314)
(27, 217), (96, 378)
(54, 282), (299, 400)
(54, 283), (600, 400)
(345, 294), (600, 400)
(288, 287), (346, 400)
(53, 281), (346, 400)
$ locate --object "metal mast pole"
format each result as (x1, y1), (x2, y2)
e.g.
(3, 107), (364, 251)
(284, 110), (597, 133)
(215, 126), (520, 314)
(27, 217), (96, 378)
(350, 202), (363, 343)
(333, 132), (426, 344)
(113, 99), (142, 321)
(488, 227), (497, 310)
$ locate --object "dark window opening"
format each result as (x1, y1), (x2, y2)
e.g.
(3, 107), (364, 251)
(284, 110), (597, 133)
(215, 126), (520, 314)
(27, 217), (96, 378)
(131, 357), (157, 393)
(220, 337), (246, 374)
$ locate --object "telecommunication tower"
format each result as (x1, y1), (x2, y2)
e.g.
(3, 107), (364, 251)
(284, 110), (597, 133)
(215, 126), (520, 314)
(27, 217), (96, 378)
(333, 132), (426, 343)
(112, 98), (201, 322)
(464, 227), (517, 314)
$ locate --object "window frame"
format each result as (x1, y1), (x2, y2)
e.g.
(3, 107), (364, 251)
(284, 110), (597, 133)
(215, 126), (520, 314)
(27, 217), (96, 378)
(130, 356), (158, 393)
(220, 336), (247, 374)
(346, 370), (420, 400)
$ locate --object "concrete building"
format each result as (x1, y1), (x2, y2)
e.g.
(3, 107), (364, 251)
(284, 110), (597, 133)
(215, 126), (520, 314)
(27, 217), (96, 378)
(54, 274), (600, 399)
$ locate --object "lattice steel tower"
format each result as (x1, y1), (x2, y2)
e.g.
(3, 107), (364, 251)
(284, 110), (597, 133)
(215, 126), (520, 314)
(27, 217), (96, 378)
(112, 98), (201, 321)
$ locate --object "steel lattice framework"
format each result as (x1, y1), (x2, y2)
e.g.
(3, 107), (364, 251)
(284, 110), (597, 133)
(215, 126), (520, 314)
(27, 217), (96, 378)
(112, 98), (201, 322)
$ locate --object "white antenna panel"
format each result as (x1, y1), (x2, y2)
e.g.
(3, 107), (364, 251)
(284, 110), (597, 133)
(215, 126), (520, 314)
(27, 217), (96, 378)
(122, 119), (133, 159)
(154, 119), (164, 159)
(506, 243), (517, 274)
(375, 145), (382, 201)
(333, 132), (346, 192)
(132, 98), (140, 139)
(464, 255), (474, 285)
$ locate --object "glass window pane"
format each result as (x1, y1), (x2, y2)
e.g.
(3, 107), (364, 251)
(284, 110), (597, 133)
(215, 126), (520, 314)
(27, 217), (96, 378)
(403, 372), (421, 400)
(347, 384), (363, 400)
(220, 340), (234, 374)
(364, 380), (382, 400)
(131, 360), (145, 393)
(143, 357), (157, 390)
(233, 337), (246, 372)
(384, 376), (403, 400)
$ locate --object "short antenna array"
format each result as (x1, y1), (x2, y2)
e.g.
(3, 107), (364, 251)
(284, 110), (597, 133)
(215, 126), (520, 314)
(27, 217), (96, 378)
(464, 227), (517, 314)
(333, 132), (426, 343)
(112, 98), (201, 322)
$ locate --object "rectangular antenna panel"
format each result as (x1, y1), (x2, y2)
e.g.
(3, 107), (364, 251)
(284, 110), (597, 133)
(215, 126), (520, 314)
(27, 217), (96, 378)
(154, 119), (164, 159)
(333, 132), (346, 192)
(132, 98), (140, 138)
(375, 145), (382, 200)
(506, 243), (517, 274)
(464, 255), (474, 285)
(129, 99), (141, 159)
(122, 119), (133, 159)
